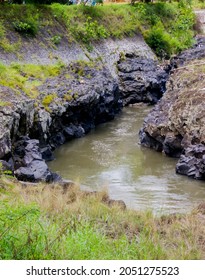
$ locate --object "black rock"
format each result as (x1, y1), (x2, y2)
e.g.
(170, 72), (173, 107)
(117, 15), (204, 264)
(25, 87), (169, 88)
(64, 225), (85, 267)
(163, 135), (183, 158)
(40, 146), (54, 161)
(13, 138), (59, 182)
(117, 55), (169, 106)
(176, 144), (205, 180)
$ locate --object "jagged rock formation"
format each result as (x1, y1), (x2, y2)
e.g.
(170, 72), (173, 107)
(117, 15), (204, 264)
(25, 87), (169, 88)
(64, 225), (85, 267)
(140, 36), (205, 180)
(0, 36), (167, 183)
(0, 62), (122, 181)
(117, 54), (168, 106)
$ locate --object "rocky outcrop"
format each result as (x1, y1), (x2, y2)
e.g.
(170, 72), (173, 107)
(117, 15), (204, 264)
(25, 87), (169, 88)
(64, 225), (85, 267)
(0, 62), (122, 181)
(31, 62), (122, 150)
(1, 49), (171, 183)
(13, 137), (60, 182)
(117, 54), (168, 106)
(139, 36), (205, 180)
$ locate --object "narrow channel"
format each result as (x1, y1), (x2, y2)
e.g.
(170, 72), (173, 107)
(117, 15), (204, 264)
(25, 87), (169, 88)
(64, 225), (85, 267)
(48, 106), (205, 214)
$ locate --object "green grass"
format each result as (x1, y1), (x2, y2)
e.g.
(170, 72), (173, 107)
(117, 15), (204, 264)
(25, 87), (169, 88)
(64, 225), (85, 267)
(192, 0), (205, 8)
(0, 2), (196, 58)
(0, 62), (63, 98)
(51, 2), (196, 57)
(0, 176), (204, 260)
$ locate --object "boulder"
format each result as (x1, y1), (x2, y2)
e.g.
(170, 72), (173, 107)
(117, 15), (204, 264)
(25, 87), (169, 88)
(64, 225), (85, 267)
(176, 145), (205, 180)
(14, 137), (60, 182)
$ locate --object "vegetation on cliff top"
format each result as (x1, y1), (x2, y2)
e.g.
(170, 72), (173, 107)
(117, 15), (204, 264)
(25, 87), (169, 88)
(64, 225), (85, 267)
(0, 175), (205, 260)
(0, 2), (195, 58)
(0, 62), (64, 99)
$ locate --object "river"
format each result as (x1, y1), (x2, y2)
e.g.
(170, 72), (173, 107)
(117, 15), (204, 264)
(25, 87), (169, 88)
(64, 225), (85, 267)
(48, 105), (205, 214)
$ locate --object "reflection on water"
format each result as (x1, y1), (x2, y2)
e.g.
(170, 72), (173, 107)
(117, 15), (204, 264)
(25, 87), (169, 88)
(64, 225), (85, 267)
(48, 106), (205, 214)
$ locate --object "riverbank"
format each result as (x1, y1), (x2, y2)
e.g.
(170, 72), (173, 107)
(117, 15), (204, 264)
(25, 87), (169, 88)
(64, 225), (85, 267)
(139, 36), (205, 180)
(0, 175), (205, 259)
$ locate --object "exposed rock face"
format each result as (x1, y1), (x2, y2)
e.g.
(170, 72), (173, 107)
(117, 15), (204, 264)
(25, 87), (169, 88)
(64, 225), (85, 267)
(117, 54), (168, 106)
(31, 63), (122, 150)
(140, 37), (205, 180)
(0, 62), (122, 182)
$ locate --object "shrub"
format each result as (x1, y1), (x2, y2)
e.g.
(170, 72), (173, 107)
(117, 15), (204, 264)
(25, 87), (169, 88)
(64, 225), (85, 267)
(51, 35), (61, 45)
(144, 25), (173, 58)
(73, 16), (109, 44)
(13, 20), (38, 36)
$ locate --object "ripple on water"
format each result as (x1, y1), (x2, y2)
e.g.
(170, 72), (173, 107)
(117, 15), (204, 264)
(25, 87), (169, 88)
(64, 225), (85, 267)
(91, 140), (115, 167)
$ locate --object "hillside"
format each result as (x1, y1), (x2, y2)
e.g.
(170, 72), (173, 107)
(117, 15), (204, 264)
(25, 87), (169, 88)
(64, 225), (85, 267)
(0, 2), (195, 63)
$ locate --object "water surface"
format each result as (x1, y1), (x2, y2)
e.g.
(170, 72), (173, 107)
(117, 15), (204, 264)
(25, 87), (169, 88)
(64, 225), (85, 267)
(48, 106), (205, 214)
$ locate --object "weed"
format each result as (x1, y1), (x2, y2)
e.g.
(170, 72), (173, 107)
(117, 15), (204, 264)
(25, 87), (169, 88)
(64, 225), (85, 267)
(0, 63), (63, 100)
(51, 35), (62, 45)
(0, 3), (196, 58)
(42, 93), (57, 108)
(13, 21), (38, 36)
(0, 177), (204, 260)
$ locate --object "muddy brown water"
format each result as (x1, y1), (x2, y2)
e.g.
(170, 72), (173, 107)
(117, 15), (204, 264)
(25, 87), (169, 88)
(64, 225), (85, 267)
(48, 106), (205, 214)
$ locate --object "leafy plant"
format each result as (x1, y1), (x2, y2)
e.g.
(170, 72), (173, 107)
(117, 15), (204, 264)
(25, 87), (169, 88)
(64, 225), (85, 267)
(51, 35), (62, 45)
(144, 24), (174, 58)
(13, 20), (38, 36)
(73, 16), (109, 44)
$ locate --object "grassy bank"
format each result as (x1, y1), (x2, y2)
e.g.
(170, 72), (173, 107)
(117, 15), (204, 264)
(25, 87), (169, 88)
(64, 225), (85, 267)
(0, 2), (195, 58)
(0, 62), (64, 99)
(0, 175), (205, 260)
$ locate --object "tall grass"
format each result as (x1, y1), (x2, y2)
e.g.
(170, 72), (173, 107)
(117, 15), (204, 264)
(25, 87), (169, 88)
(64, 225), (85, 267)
(0, 176), (205, 260)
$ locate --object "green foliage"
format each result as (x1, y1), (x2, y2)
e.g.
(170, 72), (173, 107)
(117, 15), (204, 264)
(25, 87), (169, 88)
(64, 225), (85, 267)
(0, 178), (203, 260)
(144, 24), (174, 58)
(42, 93), (57, 108)
(51, 35), (61, 45)
(51, 3), (139, 44)
(0, 63), (63, 98)
(0, 4), (40, 37)
(76, 16), (109, 44)
(192, 0), (205, 8)
(13, 20), (38, 36)
(0, 2), (196, 57)
(137, 2), (195, 58)
(0, 21), (5, 38)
